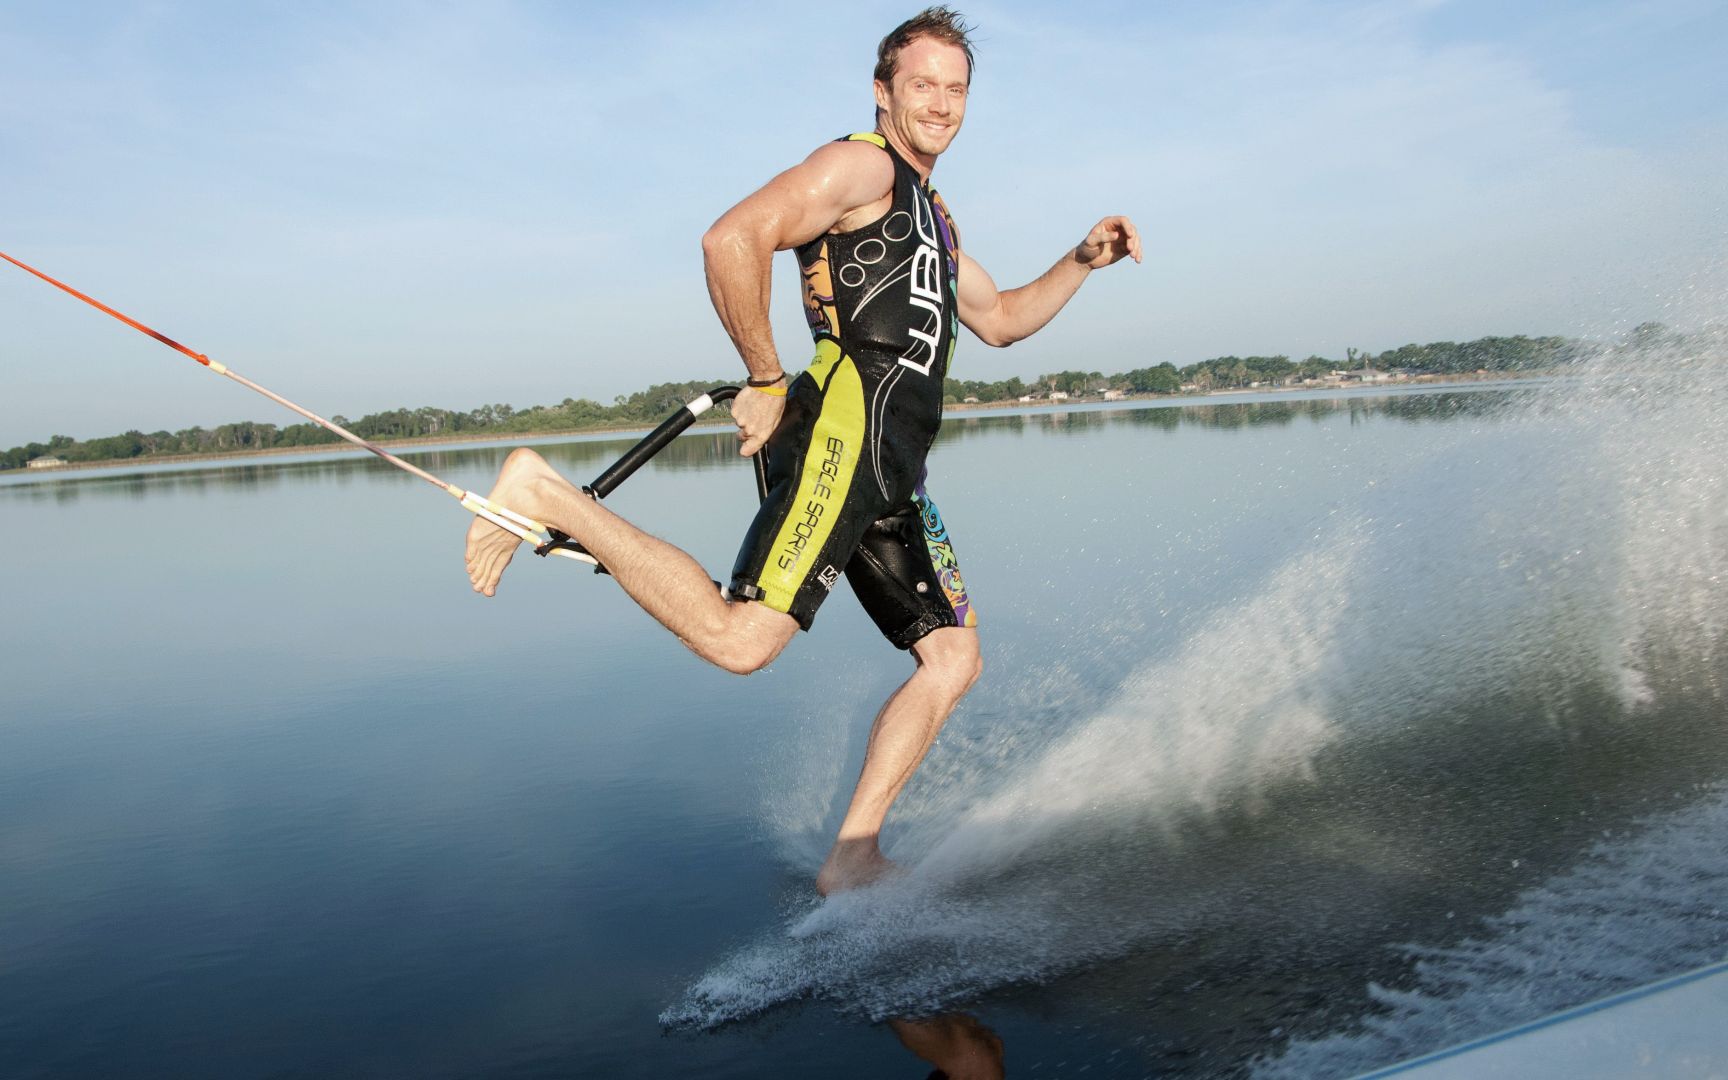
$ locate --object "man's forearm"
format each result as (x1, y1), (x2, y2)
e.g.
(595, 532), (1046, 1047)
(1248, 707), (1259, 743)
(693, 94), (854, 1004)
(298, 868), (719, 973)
(994, 247), (1091, 345)
(702, 229), (785, 380)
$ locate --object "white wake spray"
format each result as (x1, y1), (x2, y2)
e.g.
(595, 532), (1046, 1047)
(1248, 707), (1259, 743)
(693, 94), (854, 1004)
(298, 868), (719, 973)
(665, 331), (1728, 1031)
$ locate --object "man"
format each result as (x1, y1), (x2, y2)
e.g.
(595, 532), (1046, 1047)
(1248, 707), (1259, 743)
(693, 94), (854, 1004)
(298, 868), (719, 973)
(464, 7), (1140, 895)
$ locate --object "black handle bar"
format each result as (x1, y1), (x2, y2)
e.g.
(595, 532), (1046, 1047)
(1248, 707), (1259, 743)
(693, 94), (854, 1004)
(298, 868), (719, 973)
(534, 385), (771, 569)
(586, 386), (767, 500)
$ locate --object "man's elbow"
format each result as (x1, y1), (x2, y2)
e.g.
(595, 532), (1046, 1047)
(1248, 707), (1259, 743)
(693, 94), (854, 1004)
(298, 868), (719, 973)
(700, 222), (734, 264)
(705, 204), (787, 264)
(967, 302), (1026, 348)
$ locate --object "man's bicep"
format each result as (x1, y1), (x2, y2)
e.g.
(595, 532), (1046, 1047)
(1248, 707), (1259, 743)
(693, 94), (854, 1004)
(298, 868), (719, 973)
(955, 251), (1010, 344)
(710, 143), (893, 252)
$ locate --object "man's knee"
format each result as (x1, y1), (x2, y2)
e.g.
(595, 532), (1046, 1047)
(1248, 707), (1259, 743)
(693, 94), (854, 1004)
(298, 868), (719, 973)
(914, 627), (983, 696)
(710, 637), (780, 676)
(705, 604), (799, 675)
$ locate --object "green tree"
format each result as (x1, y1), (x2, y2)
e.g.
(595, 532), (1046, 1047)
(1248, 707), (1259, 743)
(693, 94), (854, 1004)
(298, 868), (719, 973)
(1123, 363), (1180, 393)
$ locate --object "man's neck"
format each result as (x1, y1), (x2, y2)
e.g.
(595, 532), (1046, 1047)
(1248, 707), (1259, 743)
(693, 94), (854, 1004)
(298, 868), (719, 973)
(875, 125), (937, 183)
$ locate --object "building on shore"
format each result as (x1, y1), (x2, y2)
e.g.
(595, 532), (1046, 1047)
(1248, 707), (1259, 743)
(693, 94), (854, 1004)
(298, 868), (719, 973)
(26, 456), (67, 470)
(1348, 368), (1393, 383)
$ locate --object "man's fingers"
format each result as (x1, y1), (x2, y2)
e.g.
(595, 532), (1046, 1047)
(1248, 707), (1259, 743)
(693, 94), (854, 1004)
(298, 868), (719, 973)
(736, 418), (762, 455)
(732, 388), (786, 456)
(1091, 215), (1143, 264)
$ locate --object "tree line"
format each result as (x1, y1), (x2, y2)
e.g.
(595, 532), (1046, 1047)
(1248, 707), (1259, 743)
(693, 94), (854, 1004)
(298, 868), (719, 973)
(2, 379), (733, 471)
(942, 333), (1580, 404)
(4, 332), (1587, 471)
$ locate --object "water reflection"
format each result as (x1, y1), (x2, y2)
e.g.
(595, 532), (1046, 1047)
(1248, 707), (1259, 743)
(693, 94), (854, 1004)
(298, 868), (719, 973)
(0, 426), (750, 504)
(2, 386), (1534, 504)
(933, 387), (1525, 444)
(889, 1013), (1004, 1079)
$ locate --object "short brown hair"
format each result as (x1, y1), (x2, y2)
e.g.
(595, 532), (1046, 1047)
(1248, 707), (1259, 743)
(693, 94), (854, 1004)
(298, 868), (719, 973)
(874, 7), (976, 86)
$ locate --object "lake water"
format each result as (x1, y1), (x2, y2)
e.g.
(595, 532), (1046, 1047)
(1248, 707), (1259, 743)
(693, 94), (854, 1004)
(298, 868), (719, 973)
(3, 357), (1725, 1078)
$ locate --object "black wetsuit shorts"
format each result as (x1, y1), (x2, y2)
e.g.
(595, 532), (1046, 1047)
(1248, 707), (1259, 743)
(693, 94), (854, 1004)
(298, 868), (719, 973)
(729, 358), (976, 648)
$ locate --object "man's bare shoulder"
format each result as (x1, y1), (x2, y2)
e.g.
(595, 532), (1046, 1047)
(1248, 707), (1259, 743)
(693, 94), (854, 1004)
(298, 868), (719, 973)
(706, 137), (896, 252)
(794, 138), (895, 211)
(801, 137), (893, 171)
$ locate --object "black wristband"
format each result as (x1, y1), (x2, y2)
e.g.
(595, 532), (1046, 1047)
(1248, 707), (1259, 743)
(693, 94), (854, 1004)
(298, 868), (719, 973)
(746, 372), (786, 388)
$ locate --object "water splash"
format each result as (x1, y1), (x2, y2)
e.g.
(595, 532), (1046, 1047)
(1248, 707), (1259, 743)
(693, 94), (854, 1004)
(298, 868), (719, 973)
(665, 330), (1728, 1033)
(666, 535), (1367, 1027)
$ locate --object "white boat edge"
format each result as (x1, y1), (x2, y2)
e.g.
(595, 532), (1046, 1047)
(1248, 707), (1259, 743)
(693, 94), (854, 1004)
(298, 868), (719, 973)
(1349, 956), (1728, 1079)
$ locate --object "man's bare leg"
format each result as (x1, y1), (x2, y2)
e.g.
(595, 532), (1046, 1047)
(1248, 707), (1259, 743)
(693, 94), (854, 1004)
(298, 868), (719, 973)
(817, 626), (982, 895)
(464, 448), (797, 674)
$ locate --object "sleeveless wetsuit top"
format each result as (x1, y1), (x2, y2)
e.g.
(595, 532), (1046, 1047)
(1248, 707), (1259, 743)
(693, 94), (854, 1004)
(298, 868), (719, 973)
(729, 132), (973, 637)
(794, 132), (962, 453)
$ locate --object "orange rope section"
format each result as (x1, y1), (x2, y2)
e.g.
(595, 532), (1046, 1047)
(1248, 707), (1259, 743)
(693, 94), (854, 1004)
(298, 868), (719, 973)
(1, 249), (212, 366)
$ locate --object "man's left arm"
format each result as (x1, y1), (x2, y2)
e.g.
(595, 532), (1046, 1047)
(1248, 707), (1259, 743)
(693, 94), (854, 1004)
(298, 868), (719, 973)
(956, 216), (1141, 347)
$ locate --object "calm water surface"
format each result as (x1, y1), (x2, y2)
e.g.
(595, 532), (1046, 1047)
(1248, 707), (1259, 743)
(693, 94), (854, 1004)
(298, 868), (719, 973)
(3, 375), (1724, 1078)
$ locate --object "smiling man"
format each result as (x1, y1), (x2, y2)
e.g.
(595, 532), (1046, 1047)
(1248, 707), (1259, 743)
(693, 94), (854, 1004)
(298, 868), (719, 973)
(464, 7), (1140, 894)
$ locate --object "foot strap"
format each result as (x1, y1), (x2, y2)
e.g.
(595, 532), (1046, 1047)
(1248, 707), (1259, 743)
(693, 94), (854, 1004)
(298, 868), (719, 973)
(460, 490), (601, 567)
(534, 528), (610, 575)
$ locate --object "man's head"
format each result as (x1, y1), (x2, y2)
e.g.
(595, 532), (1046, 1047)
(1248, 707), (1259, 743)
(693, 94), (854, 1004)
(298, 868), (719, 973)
(874, 6), (975, 87)
(873, 7), (976, 164)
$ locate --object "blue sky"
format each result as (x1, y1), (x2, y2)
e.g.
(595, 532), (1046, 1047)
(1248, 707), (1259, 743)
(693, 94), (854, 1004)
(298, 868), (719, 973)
(2, 0), (1724, 442)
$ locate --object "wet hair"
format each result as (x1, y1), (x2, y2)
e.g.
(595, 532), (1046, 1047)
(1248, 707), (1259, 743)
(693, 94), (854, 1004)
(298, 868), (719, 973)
(874, 6), (976, 86)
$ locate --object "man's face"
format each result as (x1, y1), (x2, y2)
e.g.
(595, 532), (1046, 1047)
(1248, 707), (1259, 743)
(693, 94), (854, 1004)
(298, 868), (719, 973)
(873, 37), (970, 161)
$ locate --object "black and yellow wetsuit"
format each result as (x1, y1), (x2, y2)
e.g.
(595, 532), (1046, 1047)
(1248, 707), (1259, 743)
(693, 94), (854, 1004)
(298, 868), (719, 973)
(729, 133), (977, 647)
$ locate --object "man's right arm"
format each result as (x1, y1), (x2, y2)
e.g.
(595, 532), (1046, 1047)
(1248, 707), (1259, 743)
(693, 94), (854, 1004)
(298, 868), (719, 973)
(703, 141), (893, 456)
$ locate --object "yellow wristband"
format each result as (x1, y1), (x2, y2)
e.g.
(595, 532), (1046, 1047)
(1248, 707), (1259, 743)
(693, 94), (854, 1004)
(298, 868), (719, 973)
(747, 373), (789, 396)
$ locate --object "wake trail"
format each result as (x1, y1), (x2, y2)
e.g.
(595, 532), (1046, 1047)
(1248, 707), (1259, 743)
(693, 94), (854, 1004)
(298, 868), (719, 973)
(665, 332), (1728, 1032)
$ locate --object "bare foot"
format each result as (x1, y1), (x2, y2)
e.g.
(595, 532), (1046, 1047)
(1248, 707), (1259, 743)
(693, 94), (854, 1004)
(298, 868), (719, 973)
(816, 836), (901, 896)
(464, 448), (565, 597)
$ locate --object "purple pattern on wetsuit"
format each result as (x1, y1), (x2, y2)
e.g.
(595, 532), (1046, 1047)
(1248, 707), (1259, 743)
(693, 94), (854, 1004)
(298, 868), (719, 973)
(928, 189), (963, 351)
(912, 474), (976, 628)
(930, 191), (957, 258)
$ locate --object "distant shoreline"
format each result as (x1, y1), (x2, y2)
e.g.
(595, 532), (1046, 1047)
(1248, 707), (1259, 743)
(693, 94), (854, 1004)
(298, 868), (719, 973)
(3, 371), (1551, 482)
(6, 418), (686, 477)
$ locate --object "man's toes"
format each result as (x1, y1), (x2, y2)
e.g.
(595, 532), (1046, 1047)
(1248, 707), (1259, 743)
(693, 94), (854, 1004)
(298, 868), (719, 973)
(472, 557), (501, 592)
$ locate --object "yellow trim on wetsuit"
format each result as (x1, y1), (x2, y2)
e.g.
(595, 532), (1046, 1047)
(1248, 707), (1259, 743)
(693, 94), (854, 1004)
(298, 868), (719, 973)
(805, 336), (843, 389)
(756, 351), (866, 613)
(845, 132), (888, 148)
